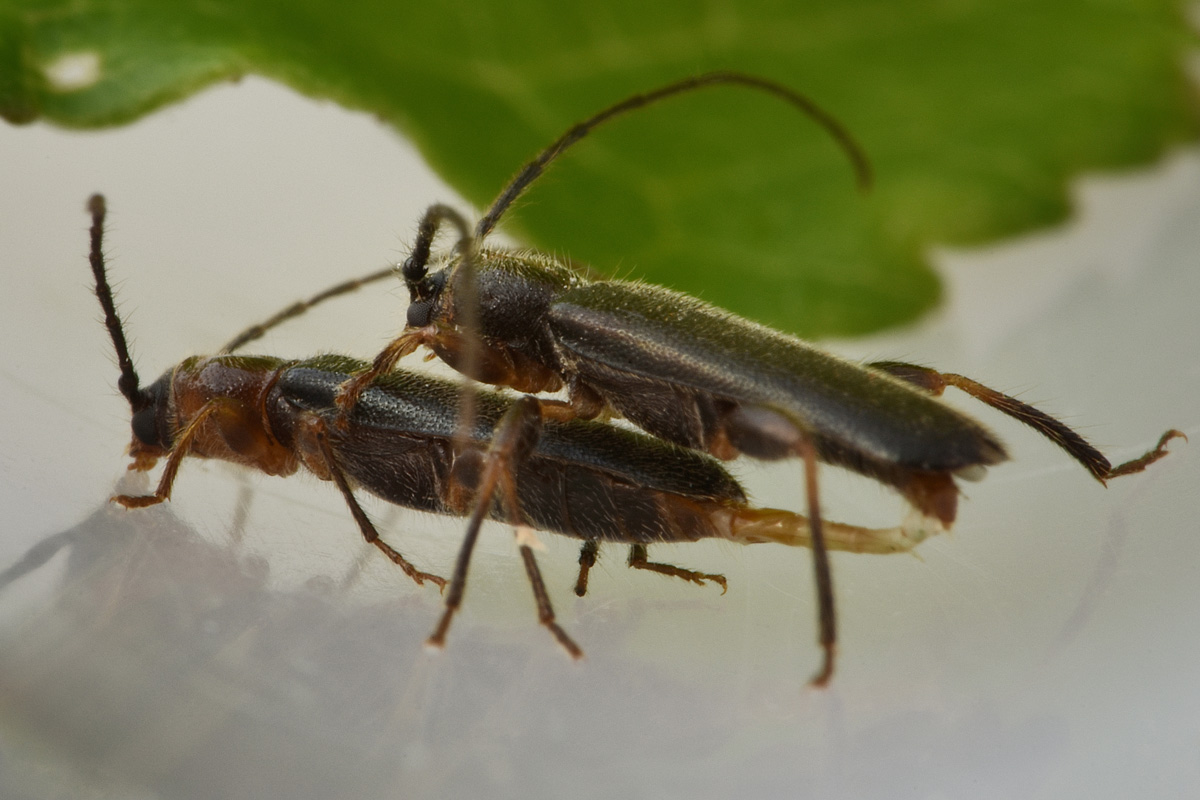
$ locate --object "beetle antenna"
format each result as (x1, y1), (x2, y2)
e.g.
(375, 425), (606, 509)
(87, 194), (150, 414)
(475, 71), (872, 241)
(219, 264), (397, 354)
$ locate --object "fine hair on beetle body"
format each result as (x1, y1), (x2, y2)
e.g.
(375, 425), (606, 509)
(86, 193), (956, 662)
(227, 72), (1183, 686)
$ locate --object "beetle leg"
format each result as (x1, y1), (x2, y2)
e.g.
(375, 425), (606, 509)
(496, 457), (582, 658)
(427, 461), (491, 649)
(574, 540), (599, 597)
(538, 397), (583, 423)
(499, 407), (583, 657)
(336, 203), (479, 420)
(432, 396), (583, 658)
(869, 361), (1185, 484)
(113, 399), (227, 508)
(795, 435), (836, 687)
(334, 329), (426, 420)
(626, 544), (728, 594)
(720, 404), (838, 684)
(721, 506), (944, 553)
(518, 544), (582, 657)
(1104, 429), (1186, 479)
(303, 415), (447, 591)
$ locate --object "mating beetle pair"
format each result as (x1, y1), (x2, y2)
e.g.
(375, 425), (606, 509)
(100, 72), (1182, 685)
(88, 191), (923, 665)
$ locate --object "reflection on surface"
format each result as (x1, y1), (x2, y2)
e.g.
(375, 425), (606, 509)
(0, 480), (1081, 800)
(0, 492), (791, 798)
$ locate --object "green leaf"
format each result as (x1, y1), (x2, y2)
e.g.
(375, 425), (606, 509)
(3, 0), (1196, 336)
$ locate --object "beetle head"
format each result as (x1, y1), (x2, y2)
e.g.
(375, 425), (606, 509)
(127, 371), (175, 464)
(405, 249), (579, 345)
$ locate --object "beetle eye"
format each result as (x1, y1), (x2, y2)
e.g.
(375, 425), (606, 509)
(131, 405), (161, 448)
(130, 374), (172, 450)
(407, 300), (432, 327)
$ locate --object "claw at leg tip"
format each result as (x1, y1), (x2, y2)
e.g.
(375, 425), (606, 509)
(808, 646), (837, 689)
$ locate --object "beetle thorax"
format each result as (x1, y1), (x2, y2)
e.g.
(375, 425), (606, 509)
(446, 249), (579, 345)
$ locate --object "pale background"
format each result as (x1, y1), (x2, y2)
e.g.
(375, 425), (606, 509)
(1, 77), (1197, 799)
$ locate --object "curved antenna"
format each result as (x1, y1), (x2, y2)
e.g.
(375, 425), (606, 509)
(475, 71), (872, 241)
(228, 74), (873, 337)
(220, 265), (396, 354)
(87, 194), (150, 413)
(402, 203), (476, 285)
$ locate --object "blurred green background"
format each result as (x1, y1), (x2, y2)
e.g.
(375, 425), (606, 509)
(2, 0), (1196, 336)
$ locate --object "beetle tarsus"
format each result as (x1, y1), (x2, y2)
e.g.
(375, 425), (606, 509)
(521, 544), (584, 659)
(1103, 429), (1186, 481)
(627, 544), (728, 594)
(809, 644), (837, 688)
(310, 415), (447, 591)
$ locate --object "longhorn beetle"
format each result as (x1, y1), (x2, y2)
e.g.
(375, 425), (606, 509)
(227, 71), (1180, 686)
(87, 194), (945, 659)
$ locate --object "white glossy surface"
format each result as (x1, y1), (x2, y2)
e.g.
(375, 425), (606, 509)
(1, 77), (1197, 799)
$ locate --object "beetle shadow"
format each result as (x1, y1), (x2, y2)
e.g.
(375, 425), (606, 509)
(0, 488), (791, 798)
(0, 481), (1073, 800)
